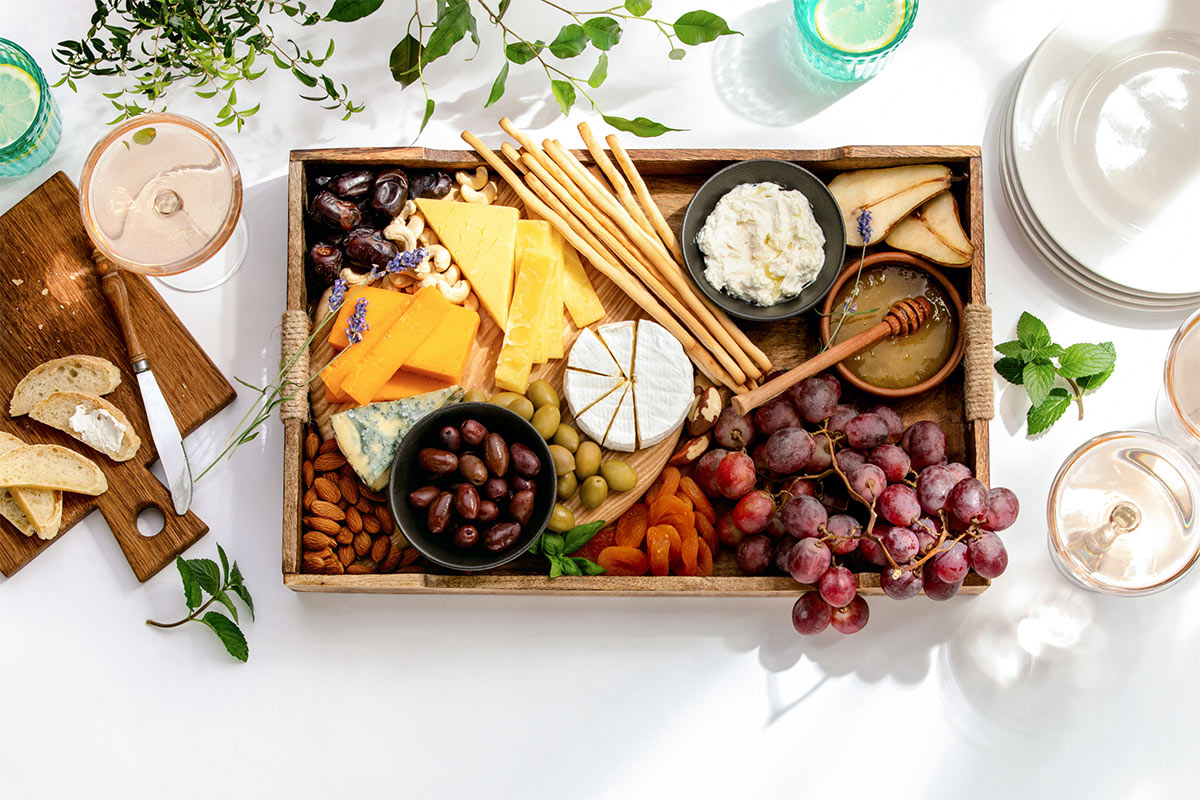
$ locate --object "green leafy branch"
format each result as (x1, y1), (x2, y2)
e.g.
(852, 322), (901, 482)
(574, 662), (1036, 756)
(530, 520), (607, 577)
(148, 543), (255, 663)
(994, 311), (1116, 436)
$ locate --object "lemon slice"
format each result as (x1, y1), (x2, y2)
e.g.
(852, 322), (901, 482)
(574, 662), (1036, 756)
(0, 63), (40, 149)
(814, 0), (908, 54)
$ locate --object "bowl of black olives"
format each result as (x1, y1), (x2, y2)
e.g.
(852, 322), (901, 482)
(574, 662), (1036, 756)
(389, 402), (556, 571)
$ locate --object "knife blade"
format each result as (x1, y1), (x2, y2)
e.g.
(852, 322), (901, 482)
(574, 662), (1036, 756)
(93, 252), (195, 514)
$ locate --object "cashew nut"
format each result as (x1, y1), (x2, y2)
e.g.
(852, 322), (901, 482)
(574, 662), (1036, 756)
(460, 180), (497, 205)
(400, 200), (417, 218)
(456, 166), (489, 192)
(383, 218), (417, 250)
(338, 267), (372, 288)
(444, 187), (461, 203)
(428, 244), (452, 272)
(405, 212), (425, 238)
(437, 279), (470, 304)
(417, 227), (439, 246)
(387, 271), (417, 290)
(442, 264), (460, 284)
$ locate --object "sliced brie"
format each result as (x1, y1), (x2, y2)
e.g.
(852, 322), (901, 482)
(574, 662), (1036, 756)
(576, 379), (628, 446)
(565, 370), (624, 419)
(566, 326), (622, 377)
(596, 320), (636, 378)
(631, 320), (694, 449)
(602, 382), (637, 452)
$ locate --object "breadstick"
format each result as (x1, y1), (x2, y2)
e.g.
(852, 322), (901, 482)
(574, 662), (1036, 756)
(606, 133), (686, 265)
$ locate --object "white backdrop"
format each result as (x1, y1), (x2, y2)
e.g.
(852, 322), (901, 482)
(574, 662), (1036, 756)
(2, 1), (1197, 798)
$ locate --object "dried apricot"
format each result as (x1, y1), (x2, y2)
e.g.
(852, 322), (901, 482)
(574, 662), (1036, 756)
(678, 476), (716, 524)
(695, 513), (718, 553)
(679, 524), (699, 576)
(646, 525), (671, 577)
(616, 503), (649, 548)
(697, 539), (714, 576)
(649, 495), (689, 526)
(648, 466), (681, 505)
(597, 546), (649, 576)
(570, 524), (616, 561)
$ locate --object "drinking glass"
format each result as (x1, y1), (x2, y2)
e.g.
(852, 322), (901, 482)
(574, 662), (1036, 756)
(792, 0), (918, 81)
(0, 38), (62, 177)
(1156, 306), (1200, 460)
(79, 112), (248, 292)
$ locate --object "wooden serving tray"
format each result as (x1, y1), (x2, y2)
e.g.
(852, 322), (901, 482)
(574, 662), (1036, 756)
(283, 145), (988, 596)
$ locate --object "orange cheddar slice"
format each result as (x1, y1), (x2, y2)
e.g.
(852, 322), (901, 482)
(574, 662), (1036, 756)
(320, 294), (415, 394)
(340, 286), (451, 405)
(327, 288), (411, 350)
(405, 304), (480, 383)
(326, 370), (453, 404)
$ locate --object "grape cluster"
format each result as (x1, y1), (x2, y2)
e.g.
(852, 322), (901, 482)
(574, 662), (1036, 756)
(695, 373), (1018, 636)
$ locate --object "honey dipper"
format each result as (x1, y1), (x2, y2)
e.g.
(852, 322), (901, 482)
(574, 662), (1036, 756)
(731, 297), (935, 416)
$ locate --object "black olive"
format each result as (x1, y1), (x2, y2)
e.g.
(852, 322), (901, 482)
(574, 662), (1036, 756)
(308, 242), (343, 285)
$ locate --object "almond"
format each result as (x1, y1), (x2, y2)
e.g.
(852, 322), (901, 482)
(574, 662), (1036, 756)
(687, 386), (722, 436)
(303, 531), (334, 551)
(336, 527), (354, 546)
(374, 508), (393, 535)
(313, 476), (341, 504)
(307, 546), (333, 561)
(338, 544), (355, 567)
(379, 545), (403, 572)
(669, 433), (712, 466)
(345, 505), (363, 534)
(400, 547), (421, 568)
(346, 563), (375, 574)
(305, 431), (320, 460)
(303, 487), (317, 511)
(353, 530), (372, 557)
(370, 535), (389, 563)
(313, 452), (347, 471)
(339, 475), (360, 505)
(362, 514), (381, 535)
(303, 460), (315, 488)
(318, 438), (340, 455)
(304, 515), (340, 535)
(303, 554), (326, 573)
(323, 557), (345, 575)
(359, 486), (387, 503)
(355, 498), (372, 514)
(311, 499), (346, 521)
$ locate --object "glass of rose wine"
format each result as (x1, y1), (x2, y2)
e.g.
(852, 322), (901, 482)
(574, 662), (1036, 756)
(79, 112), (247, 292)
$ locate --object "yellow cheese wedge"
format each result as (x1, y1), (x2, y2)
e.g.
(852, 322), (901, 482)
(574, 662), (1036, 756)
(416, 198), (518, 329)
(516, 219), (553, 363)
(546, 246), (565, 359)
(552, 229), (605, 327)
(404, 304), (480, 383)
(494, 249), (555, 393)
(341, 286), (452, 405)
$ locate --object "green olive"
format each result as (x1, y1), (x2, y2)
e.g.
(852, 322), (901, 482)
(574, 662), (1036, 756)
(490, 391), (524, 408)
(599, 459), (638, 493)
(547, 503), (576, 533)
(579, 475), (609, 509)
(526, 379), (560, 410)
(557, 470), (578, 500)
(548, 444), (576, 476)
(552, 424), (580, 452)
(574, 441), (602, 479)
(508, 396), (535, 421)
(462, 389), (487, 403)
(531, 404), (562, 439)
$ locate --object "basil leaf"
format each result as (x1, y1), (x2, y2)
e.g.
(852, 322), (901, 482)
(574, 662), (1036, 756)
(575, 557), (606, 575)
(994, 357), (1024, 385)
(199, 612), (248, 662)
(326, 0), (384, 22)
(1027, 387), (1072, 436)
(601, 114), (684, 137)
(549, 24), (588, 59)
(550, 79), (576, 115)
(176, 557), (202, 611)
(1022, 361), (1055, 409)
(672, 10), (737, 45)
(389, 35), (424, 87)
(1057, 341), (1116, 379)
(484, 62), (509, 108)
(549, 558), (563, 579)
(588, 53), (608, 88)
(559, 557), (582, 576)
(583, 17), (622, 51)
(542, 533), (565, 558)
(187, 558), (221, 595)
(1016, 311), (1051, 349)
(562, 520), (607, 554)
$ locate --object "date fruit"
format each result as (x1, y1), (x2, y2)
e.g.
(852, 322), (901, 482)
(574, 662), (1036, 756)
(309, 190), (361, 231)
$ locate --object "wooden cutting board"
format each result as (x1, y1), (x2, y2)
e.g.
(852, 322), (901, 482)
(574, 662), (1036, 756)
(0, 172), (236, 581)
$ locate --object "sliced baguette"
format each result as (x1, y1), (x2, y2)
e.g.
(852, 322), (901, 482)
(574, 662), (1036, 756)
(0, 444), (107, 495)
(10, 355), (121, 416)
(30, 391), (141, 462)
(0, 432), (62, 536)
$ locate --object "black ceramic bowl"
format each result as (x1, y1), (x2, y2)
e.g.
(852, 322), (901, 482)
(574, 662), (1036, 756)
(681, 159), (846, 322)
(388, 402), (556, 572)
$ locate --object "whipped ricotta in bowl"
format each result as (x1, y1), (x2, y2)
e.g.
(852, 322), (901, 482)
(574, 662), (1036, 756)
(695, 181), (826, 307)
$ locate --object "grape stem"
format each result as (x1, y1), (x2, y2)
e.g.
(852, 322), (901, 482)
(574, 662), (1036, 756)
(823, 423), (898, 572)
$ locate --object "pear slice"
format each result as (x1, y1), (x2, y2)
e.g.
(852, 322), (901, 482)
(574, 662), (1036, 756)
(885, 191), (975, 266)
(829, 164), (953, 246)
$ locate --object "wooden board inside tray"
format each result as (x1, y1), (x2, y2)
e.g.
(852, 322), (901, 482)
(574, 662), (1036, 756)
(284, 145), (988, 595)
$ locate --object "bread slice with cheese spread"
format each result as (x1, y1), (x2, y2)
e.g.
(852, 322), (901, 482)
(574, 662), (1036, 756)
(0, 432), (63, 539)
(9, 355), (121, 417)
(29, 391), (141, 462)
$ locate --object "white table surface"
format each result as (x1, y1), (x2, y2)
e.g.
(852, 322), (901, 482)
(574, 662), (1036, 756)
(3, 1), (1197, 797)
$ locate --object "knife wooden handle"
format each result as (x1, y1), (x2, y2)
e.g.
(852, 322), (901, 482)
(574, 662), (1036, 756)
(92, 251), (148, 366)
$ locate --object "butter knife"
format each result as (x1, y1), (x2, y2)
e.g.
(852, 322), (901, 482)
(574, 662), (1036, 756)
(94, 254), (194, 514)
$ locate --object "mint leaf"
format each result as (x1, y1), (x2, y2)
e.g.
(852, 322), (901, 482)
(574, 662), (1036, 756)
(1016, 311), (1051, 348)
(505, 40), (544, 65)
(994, 340), (1023, 358)
(550, 79), (575, 116)
(484, 62), (508, 108)
(231, 583), (255, 621)
(583, 17), (622, 50)
(1022, 361), (1056, 408)
(230, 561), (244, 587)
(187, 558), (221, 595)
(588, 53), (608, 88)
(673, 11), (737, 45)
(601, 114), (683, 137)
(574, 557), (606, 575)
(1027, 387), (1072, 435)
(1058, 341), (1116, 379)
(176, 557), (201, 611)
(217, 543), (230, 583)
(549, 24), (588, 59)
(213, 590), (239, 624)
(1023, 344), (1064, 361)
(625, 0), (652, 15)
(199, 612), (248, 662)
(563, 520), (606, 553)
(326, 0), (383, 22)
(1077, 363), (1114, 392)
(994, 357), (1024, 385)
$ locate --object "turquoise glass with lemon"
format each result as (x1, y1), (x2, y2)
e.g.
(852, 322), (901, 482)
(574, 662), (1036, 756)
(0, 38), (62, 177)
(793, 0), (918, 82)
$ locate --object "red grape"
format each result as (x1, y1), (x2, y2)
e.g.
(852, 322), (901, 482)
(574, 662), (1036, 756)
(847, 463), (888, 505)
(713, 406), (755, 450)
(694, 448), (727, 497)
(916, 464), (957, 514)
(923, 567), (963, 601)
(880, 566), (923, 599)
(828, 404), (859, 434)
(825, 513), (862, 554)
(774, 536), (800, 572)
(947, 478), (988, 527)
(812, 373), (843, 402)
(781, 494), (828, 538)
(790, 377), (838, 423)
(716, 510), (746, 547)
(792, 593), (833, 635)
(878, 484), (921, 526)
(765, 510), (788, 540)
(733, 490), (775, 534)
(751, 443), (771, 475)
(717, 451), (756, 499)
(869, 444), (911, 483)
(781, 476), (816, 498)
(945, 462), (973, 483)
(805, 433), (834, 473)
(859, 536), (889, 566)
(901, 420), (947, 468)
(844, 413), (890, 450)
(736, 534), (773, 574)
(882, 524), (919, 561)
(985, 487), (1019, 531)
(968, 531), (1009, 578)
(835, 448), (867, 473)
(912, 519), (939, 554)
(831, 594), (870, 633)
(864, 405), (904, 443)
(754, 397), (801, 436)
(763, 427), (816, 474)
(787, 537), (831, 583)
(932, 541), (969, 583)
(819, 565), (857, 608)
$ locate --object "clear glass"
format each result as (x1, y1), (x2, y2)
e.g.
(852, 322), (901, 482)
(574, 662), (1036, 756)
(1047, 430), (1200, 596)
(78, 112), (245, 291)
(0, 38), (62, 177)
(792, 0), (918, 82)
(1156, 306), (1200, 460)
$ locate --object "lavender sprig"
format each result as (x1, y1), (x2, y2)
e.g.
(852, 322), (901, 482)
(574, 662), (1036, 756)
(372, 246), (429, 280)
(823, 208), (874, 353)
(328, 277), (348, 311)
(345, 298), (370, 344)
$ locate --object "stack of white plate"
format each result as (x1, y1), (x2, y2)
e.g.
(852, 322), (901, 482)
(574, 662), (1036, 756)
(1000, 0), (1200, 312)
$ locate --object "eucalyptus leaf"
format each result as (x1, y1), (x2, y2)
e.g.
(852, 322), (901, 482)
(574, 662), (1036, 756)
(419, 98), (436, 135)
(484, 62), (509, 108)
(549, 24), (588, 59)
(505, 40), (544, 65)
(325, 0), (383, 23)
(588, 53), (608, 87)
(422, 0), (474, 67)
(601, 114), (684, 137)
(389, 35), (424, 87)
(673, 10), (737, 45)
(550, 79), (576, 115)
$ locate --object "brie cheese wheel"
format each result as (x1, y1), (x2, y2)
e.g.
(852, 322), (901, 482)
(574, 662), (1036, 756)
(564, 320), (694, 453)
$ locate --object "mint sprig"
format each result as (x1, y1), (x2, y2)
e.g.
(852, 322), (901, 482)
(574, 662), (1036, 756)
(530, 521), (607, 577)
(147, 543), (254, 663)
(994, 312), (1116, 435)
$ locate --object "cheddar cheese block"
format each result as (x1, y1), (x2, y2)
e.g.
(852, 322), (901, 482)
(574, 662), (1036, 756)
(320, 296), (414, 394)
(326, 370), (453, 404)
(327, 287), (411, 349)
(416, 199), (518, 329)
(404, 304), (480, 382)
(553, 229), (605, 327)
(494, 249), (555, 393)
(341, 286), (452, 405)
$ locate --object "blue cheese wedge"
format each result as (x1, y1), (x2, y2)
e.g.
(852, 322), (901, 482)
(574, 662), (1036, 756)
(331, 386), (462, 490)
